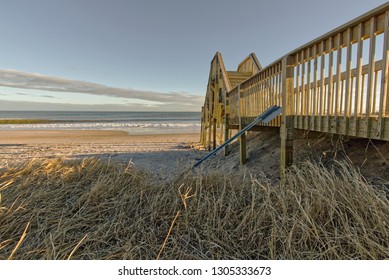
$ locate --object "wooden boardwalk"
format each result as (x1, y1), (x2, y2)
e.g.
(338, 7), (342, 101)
(200, 3), (389, 174)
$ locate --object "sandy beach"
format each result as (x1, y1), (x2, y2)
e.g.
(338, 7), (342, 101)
(0, 130), (207, 179)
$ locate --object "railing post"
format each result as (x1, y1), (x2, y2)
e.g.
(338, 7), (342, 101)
(280, 56), (295, 178)
(378, 11), (389, 139)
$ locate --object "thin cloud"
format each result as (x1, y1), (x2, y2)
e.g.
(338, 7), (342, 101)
(0, 69), (203, 107)
(13, 92), (58, 99)
(40, 94), (57, 99)
(0, 99), (201, 112)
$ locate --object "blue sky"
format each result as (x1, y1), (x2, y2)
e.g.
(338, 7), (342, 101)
(0, 0), (387, 111)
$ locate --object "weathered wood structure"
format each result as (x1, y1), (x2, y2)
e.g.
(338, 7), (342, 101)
(200, 3), (389, 175)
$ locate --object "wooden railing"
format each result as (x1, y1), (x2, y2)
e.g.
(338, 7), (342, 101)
(228, 61), (282, 127)
(290, 6), (389, 139)
(200, 3), (389, 172)
(200, 52), (230, 150)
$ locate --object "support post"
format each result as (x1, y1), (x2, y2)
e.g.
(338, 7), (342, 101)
(240, 130), (247, 165)
(280, 56), (295, 178)
(212, 118), (217, 150)
(200, 106), (204, 146)
(207, 87), (213, 151)
(238, 85), (247, 164)
(224, 113), (230, 156)
(207, 111), (212, 151)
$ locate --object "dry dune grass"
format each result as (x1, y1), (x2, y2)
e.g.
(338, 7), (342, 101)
(0, 158), (388, 259)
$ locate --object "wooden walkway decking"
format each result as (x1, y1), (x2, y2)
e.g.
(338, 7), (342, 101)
(200, 3), (389, 175)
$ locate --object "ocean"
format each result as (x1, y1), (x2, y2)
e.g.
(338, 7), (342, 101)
(0, 111), (201, 135)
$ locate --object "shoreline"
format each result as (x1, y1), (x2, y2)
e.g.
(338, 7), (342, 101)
(0, 130), (200, 144)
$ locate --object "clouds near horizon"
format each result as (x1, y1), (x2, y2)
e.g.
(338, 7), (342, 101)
(0, 98), (200, 112)
(0, 69), (203, 111)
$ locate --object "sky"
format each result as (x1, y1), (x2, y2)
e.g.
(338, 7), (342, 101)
(0, 0), (387, 112)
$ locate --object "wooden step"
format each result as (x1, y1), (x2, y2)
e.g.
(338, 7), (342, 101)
(227, 71), (253, 88)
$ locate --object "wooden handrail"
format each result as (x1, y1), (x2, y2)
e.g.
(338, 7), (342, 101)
(216, 52), (232, 92)
(237, 53), (262, 73)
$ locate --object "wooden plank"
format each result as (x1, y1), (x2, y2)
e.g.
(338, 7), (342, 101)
(306, 47), (311, 130)
(239, 131), (247, 165)
(319, 41), (325, 131)
(327, 37), (334, 133)
(213, 65), (219, 147)
(280, 56), (295, 177)
(377, 11), (389, 138)
(237, 53), (262, 73)
(237, 85), (246, 164)
(274, 66), (280, 127)
(300, 51), (305, 129)
(380, 117), (387, 138)
(216, 52), (232, 92)
(344, 28), (353, 135)
(312, 44), (318, 130)
(372, 67), (379, 114)
(207, 83), (213, 151)
(353, 23), (364, 136)
(212, 118), (217, 149)
(334, 33), (342, 133)
(365, 17), (376, 137)
(200, 107), (203, 145)
(294, 53), (300, 128)
(224, 113), (230, 156)
(306, 48), (313, 129)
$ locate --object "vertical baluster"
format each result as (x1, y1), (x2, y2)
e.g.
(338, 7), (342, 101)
(377, 11), (389, 139)
(335, 33), (342, 134)
(365, 17), (376, 137)
(270, 67), (273, 125)
(327, 37), (334, 133)
(269, 68), (273, 126)
(295, 53), (301, 128)
(312, 44), (318, 130)
(354, 23), (364, 136)
(372, 69), (378, 114)
(305, 48), (311, 130)
(300, 50), (306, 129)
(344, 28), (352, 135)
(319, 41), (325, 131)
(267, 69), (270, 110)
(261, 72), (265, 115)
(253, 78), (257, 117)
(360, 74), (366, 116)
(279, 63), (283, 126)
(272, 65), (280, 126)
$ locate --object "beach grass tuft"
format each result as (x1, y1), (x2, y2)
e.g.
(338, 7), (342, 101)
(0, 158), (388, 259)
